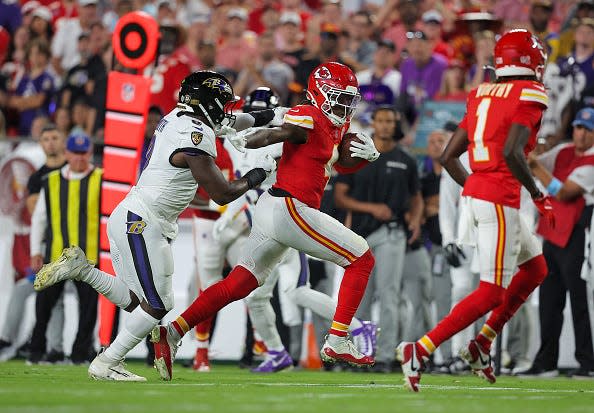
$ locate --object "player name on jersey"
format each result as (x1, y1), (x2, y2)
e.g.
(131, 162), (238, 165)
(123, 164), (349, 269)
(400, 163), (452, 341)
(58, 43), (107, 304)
(475, 83), (514, 98)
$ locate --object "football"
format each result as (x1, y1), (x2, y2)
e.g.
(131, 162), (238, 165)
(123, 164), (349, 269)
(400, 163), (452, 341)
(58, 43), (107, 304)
(337, 132), (363, 168)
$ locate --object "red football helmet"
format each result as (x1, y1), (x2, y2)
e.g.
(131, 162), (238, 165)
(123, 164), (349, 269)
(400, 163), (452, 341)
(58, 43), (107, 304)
(494, 29), (547, 81)
(306, 62), (361, 126)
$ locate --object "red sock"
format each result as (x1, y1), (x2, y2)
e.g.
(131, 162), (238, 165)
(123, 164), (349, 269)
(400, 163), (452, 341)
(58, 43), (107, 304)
(329, 250), (374, 337)
(476, 254), (548, 352)
(195, 316), (213, 342)
(172, 266), (258, 337)
(416, 281), (504, 358)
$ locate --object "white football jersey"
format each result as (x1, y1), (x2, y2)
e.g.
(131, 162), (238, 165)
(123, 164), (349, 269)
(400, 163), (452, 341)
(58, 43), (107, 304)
(124, 107), (217, 239)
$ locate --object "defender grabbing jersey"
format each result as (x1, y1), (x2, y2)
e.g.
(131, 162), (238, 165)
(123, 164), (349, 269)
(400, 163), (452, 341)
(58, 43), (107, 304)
(151, 62), (382, 381)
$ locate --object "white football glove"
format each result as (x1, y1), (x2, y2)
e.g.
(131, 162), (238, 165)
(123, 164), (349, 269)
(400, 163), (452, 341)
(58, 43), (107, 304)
(270, 107), (290, 127)
(212, 213), (231, 243)
(219, 125), (246, 153)
(254, 153), (277, 177)
(350, 132), (380, 162)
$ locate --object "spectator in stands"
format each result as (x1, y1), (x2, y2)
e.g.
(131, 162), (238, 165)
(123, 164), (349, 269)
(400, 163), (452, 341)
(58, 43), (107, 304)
(521, 107), (594, 378)
(436, 59), (467, 101)
(292, 24), (342, 104)
(28, 132), (101, 365)
(379, 0), (422, 66)
(30, 115), (50, 140)
(51, 0), (98, 76)
(340, 10), (377, 73)
(550, 18), (594, 148)
(173, 14), (210, 71)
(60, 32), (92, 109)
(70, 97), (93, 137)
(54, 107), (71, 137)
(422, 9), (453, 61)
(277, 11), (306, 70)
(216, 8), (257, 74)
(234, 31), (294, 105)
(529, 0), (560, 64)
(466, 30), (496, 90)
(8, 39), (54, 137)
(398, 30), (447, 123)
(28, 7), (53, 44)
(356, 40), (401, 125)
(559, 0), (594, 58)
(335, 106), (422, 372)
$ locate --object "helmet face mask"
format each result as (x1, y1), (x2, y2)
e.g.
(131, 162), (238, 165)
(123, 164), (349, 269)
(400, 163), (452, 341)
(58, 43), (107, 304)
(306, 62), (361, 126)
(178, 71), (236, 130)
(494, 29), (547, 82)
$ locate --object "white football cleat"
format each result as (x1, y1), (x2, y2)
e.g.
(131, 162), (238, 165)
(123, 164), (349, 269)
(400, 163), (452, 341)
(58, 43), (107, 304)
(396, 342), (423, 392)
(88, 352), (146, 382)
(34, 246), (93, 291)
(320, 335), (374, 367)
(460, 340), (496, 384)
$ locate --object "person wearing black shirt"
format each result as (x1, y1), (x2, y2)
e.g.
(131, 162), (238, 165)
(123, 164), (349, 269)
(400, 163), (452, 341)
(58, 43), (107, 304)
(335, 106), (423, 372)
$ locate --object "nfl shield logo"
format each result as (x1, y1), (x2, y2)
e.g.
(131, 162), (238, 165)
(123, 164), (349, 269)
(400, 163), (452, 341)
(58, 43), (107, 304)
(121, 83), (135, 102)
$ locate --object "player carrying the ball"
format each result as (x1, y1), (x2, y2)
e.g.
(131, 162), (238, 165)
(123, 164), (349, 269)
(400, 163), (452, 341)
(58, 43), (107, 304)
(151, 62), (381, 380)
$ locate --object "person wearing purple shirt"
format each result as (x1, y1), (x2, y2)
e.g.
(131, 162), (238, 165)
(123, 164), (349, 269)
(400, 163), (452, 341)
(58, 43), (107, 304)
(399, 31), (447, 123)
(8, 39), (55, 136)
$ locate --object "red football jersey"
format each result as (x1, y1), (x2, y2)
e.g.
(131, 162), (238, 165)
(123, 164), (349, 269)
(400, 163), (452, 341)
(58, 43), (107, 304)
(147, 55), (191, 114)
(193, 138), (235, 220)
(460, 80), (548, 208)
(273, 105), (348, 209)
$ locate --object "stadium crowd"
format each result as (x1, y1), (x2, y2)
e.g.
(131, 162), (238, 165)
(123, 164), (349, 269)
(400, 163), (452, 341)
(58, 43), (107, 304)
(0, 0), (593, 378)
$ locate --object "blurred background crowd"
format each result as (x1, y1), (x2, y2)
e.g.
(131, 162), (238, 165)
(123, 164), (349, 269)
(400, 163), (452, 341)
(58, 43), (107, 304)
(0, 0), (593, 378)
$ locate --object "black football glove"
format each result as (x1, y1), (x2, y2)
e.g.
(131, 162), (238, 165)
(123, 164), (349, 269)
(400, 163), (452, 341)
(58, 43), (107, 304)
(444, 243), (466, 268)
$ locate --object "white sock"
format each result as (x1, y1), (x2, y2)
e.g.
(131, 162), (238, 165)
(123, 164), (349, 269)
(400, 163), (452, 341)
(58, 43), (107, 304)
(328, 334), (346, 345)
(103, 308), (159, 363)
(292, 287), (364, 332)
(247, 300), (284, 352)
(350, 317), (363, 331)
(81, 268), (132, 308)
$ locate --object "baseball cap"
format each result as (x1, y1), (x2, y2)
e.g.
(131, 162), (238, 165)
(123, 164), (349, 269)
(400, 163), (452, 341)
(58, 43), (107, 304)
(227, 8), (247, 21)
(78, 0), (98, 6)
(66, 133), (92, 153)
(531, 0), (554, 10)
(422, 10), (443, 24)
(280, 11), (301, 26)
(377, 39), (396, 51)
(22, 1), (40, 16)
(572, 107), (594, 130)
(32, 7), (53, 22)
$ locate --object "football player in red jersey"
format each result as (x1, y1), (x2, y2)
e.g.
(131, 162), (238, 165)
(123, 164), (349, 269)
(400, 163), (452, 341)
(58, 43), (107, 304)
(151, 62), (381, 380)
(396, 29), (555, 392)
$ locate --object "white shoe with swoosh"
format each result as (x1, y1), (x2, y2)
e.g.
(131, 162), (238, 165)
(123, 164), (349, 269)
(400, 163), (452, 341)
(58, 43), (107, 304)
(396, 342), (423, 392)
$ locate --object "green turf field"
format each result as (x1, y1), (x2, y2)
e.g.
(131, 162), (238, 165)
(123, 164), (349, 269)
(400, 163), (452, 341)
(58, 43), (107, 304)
(1, 361), (594, 413)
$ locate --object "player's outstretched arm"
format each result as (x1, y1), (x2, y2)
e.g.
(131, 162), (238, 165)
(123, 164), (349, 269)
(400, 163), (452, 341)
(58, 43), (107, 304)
(245, 124), (308, 148)
(439, 127), (469, 187)
(503, 123), (542, 199)
(174, 152), (274, 205)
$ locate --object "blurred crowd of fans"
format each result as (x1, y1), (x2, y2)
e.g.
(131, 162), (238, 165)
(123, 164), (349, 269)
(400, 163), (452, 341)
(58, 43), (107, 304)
(0, 0), (593, 150)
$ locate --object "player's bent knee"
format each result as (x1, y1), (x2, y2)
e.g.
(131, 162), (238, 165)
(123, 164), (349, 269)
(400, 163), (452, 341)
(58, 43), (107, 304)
(348, 249), (375, 273)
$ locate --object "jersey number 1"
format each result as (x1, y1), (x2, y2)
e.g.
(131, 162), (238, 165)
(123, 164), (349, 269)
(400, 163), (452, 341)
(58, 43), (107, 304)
(473, 98), (491, 162)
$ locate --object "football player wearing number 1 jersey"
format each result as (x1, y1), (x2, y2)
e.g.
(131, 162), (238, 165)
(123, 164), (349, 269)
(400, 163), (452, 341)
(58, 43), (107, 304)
(151, 62), (382, 381)
(396, 30), (555, 392)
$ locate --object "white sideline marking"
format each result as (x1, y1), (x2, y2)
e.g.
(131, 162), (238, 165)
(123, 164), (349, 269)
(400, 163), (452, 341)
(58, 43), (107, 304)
(141, 382), (594, 393)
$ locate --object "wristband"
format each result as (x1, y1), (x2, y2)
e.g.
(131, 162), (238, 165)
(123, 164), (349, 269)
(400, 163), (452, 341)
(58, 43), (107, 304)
(244, 168), (267, 189)
(546, 177), (562, 196)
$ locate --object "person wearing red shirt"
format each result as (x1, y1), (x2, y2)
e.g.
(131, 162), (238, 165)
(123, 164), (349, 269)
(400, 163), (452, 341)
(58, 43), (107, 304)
(151, 62), (381, 380)
(397, 30), (554, 392)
